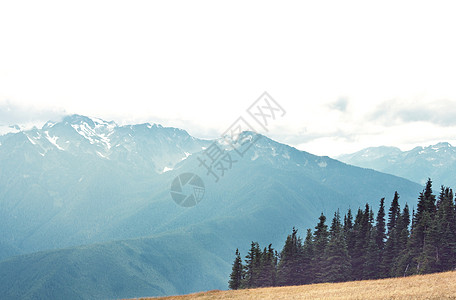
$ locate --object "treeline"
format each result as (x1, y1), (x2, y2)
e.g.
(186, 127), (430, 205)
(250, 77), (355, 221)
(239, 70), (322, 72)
(229, 179), (456, 289)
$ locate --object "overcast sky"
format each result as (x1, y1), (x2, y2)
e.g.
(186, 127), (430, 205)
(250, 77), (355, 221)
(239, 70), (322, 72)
(1, 1), (456, 157)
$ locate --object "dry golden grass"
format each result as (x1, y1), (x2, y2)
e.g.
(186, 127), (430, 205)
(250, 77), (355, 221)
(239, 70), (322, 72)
(130, 271), (456, 300)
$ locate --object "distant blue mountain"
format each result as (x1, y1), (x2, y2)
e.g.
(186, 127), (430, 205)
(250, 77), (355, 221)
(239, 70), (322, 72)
(0, 115), (423, 299)
(337, 142), (456, 186)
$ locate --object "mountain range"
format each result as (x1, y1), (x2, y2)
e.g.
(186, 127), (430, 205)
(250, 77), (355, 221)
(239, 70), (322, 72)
(0, 115), (424, 299)
(337, 142), (456, 187)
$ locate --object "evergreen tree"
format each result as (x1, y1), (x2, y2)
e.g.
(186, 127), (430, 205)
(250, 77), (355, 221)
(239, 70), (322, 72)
(397, 204), (411, 249)
(277, 228), (301, 286)
(387, 192), (401, 234)
(409, 179), (437, 274)
(300, 228), (315, 284)
(243, 242), (262, 288)
(434, 187), (456, 272)
(229, 249), (243, 290)
(257, 244), (277, 287)
(383, 192), (401, 276)
(344, 208), (355, 280)
(233, 179), (456, 287)
(375, 198), (387, 252)
(322, 211), (351, 282)
(351, 205), (372, 280)
(390, 204), (411, 277)
(365, 198), (386, 278)
(344, 208), (353, 232)
(419, 179), (437, 215)
(412, 179), (436, 245)
(313, 213), (329, 282)
(364, 228), (381, 279)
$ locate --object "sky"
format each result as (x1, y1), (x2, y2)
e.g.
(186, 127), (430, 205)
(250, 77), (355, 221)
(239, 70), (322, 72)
(1, 0), (456, 157)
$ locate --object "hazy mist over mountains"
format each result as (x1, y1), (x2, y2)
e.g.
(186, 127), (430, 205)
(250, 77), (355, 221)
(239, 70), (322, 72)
(338, 142), (456, 187)
(0, 115), (429, 298)
(2, 0), (456, 298)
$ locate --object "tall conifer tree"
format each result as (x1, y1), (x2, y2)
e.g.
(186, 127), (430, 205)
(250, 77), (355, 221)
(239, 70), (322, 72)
(313, 213), (329, 282)
(322, 211), (351, 282)
(229, 249), (243, 290)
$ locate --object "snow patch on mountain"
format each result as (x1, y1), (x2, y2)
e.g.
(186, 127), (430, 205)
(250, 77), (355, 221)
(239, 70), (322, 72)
(181, 152), (191, 161)
(0, 125), (21, 136)
(70, 118), (114, 152)
(251, 151), (259, 161)
(0, 115), (230, 174)
(45, 131), (64, 151)
(161, 166), (173, 173)
(96, 151), (109, 159)
(271, 147), (278, 157)
(318, 161), (327, 168)
(337, 142), (456, 187)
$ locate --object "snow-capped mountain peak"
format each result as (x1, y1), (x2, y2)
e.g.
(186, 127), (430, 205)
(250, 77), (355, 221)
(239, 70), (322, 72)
(0, 115), (211, 174)
(338, 142), (456, 186)
(0, 124), (21, 136)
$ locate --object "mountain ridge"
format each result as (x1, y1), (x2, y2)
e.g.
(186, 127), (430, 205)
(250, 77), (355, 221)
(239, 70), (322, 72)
(0, 114), (424, 298)
(337, 142), (456, 186)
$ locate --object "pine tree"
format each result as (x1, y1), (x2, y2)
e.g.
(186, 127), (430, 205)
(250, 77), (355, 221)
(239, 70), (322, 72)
(409, 179), (437, 274)
(434, 187), (456, 271)
(350, 208), (363, 279)
(257, 244), (277, 287)
(234, 179), (456, 286)
(397, 203), (410, 251)
(364, 227), (381, 279)
(344, 208), (354, 233)
(300, 228), (315, 284)
(421, 179), (437, 214)
(383, 192), (401, 277)
(387, 192), (401, 234)
(375, 198), (387, 251)
(412, 179), (436, 239)
(229, 249), (243, 290)
(322, 210), (351, 282)
(392, 203), (411, 276)
(415, 214), (438, 274)
(277, 228), (301, 286)
(344, 208), (355, 281)
(351, 205), (372, 280)
(363, 198), (386, 278)
(313, 213), (329, 282)
(243, 242), (262, 288)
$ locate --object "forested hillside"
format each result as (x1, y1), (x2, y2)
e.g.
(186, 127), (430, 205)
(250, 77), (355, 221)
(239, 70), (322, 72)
(229, 179), (456, 289)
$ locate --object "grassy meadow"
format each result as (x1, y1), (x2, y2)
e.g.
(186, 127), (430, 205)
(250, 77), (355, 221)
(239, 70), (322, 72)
(132, 270), (456, 300)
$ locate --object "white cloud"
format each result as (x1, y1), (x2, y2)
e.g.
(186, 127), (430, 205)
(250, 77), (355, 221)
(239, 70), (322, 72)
(0, 100), (66, 126)
(1, 0), (456, 156)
